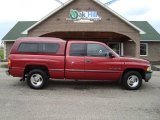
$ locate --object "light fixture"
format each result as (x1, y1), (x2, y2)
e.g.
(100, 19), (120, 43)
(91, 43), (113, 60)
(129, 39), (133, 42)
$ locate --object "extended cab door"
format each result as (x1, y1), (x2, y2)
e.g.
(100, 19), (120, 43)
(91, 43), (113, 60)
(84, 43), (122, 81)
(65, 41), (86, 79)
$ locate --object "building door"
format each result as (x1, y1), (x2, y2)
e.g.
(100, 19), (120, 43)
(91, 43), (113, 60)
(108, 42), (122, 56)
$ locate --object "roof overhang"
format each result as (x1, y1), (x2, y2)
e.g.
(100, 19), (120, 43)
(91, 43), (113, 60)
(140, 40), (160, 42)
(22, 0), (74, 34)
(93, 0), (145, 34)
(22, 0), (145, 35)
(2, 40), (16, 42)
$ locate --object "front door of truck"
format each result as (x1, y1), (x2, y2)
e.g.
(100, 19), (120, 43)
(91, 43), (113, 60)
(84, 43), (122, 81)
(65, 42), (86, 79)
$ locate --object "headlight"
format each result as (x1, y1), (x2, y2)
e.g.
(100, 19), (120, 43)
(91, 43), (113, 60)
(147, 65), (152, 71)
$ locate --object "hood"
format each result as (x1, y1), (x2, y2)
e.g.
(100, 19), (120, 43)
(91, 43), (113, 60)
(120, 57), (150, 64)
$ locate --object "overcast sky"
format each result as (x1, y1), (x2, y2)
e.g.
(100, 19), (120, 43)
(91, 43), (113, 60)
(0, 0), (160, 41)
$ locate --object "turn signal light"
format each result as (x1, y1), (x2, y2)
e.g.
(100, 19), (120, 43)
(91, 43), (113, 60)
(8, 59), (11, 67)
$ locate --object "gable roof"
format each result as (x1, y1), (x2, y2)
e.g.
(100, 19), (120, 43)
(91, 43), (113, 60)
(2, 21), (36, 40)
(22, 0), (145, 34)
(22, 0), (74, 34)
(130, 21), (160, 41)
(92, 0), (145, 34)
(2, 21), (160, 41)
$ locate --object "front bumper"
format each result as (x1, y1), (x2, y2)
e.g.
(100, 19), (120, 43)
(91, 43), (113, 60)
(145, 71), (152, 82)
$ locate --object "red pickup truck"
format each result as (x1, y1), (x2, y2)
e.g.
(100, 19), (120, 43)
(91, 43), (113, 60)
(7, 37), (152, 90)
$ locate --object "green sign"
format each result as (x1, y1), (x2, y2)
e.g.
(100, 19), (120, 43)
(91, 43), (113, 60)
(67, 9), (101, 22)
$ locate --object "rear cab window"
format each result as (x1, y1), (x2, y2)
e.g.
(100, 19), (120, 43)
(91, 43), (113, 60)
(18, 43), (60, 54)
(69, 43), (86, 56)
(18, 43), (38, 52)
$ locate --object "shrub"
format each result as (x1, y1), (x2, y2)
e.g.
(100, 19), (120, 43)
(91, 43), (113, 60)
(0, 48), (4, 60)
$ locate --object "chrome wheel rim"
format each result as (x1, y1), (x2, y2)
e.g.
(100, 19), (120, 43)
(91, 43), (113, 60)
(127, 75), (139, 88)
(30, 74), (43, 87)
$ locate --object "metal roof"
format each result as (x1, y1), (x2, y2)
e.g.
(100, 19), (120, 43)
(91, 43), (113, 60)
(130, 21), (160, 41)
(2, 21), (36, 40)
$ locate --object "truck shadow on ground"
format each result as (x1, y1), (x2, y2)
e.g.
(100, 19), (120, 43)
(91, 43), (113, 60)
(12, 79), (153, 91)
(46, 80), (121, 90)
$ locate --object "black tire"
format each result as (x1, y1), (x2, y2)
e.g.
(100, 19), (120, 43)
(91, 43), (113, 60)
(122, 71), (142, 90)
(27, 69), (48, 89)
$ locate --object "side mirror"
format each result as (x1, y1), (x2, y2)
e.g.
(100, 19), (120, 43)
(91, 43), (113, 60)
(109, 52), (115, 58)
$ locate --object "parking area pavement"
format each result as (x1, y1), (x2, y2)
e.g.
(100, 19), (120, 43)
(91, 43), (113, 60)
(0, 68), (160, 120)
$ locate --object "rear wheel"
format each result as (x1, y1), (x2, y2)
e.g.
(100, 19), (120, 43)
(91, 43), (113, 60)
(27, 69), (48, 89)
(122, 71), (142, 90)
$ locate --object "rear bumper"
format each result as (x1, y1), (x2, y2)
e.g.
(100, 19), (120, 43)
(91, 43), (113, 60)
(6, 70), (10, 76)
(7, 67), (24, 77)
(145, 71), (152, 82)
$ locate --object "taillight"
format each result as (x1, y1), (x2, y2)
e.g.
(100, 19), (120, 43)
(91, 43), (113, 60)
(8, 59), (11, 67)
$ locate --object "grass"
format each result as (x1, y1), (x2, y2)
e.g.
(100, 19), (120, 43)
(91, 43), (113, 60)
(0, 63), (8, 68)
(0, 48), (4, 60)
(0, 48), (7, 68)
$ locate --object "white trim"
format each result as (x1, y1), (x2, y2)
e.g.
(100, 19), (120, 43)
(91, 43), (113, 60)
(108, 42), (121, 55)
(22, 0), (74, 34)
(93, 0), (145, 34)
(140, 40), (160, 42)
(3, 40), (16, 42)
(4, 41), (6, 60)
(22, 0), (145, 35)
(121, 42), (124, 56)
(140, 43), (148, 56)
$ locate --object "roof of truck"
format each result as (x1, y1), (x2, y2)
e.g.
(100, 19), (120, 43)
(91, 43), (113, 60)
(16, 37), (66, 42)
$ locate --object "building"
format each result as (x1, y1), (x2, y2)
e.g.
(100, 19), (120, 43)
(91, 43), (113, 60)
(2, 0), (160, 62)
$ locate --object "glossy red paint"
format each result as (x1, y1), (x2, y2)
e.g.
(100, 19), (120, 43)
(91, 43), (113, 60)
(8, 37), (151, 82)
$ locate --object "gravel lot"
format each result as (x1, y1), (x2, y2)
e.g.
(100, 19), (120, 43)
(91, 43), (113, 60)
(0, 68), (160, 120)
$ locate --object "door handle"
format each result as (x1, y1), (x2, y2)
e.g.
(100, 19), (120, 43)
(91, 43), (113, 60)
(85, 60), (92, 63)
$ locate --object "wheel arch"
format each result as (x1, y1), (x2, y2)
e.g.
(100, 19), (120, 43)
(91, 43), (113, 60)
(120, 68), (145, 83)
(24, 65), (50, 78)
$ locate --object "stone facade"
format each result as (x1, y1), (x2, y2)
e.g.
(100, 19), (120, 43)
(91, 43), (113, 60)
(28, 0), (140, 57)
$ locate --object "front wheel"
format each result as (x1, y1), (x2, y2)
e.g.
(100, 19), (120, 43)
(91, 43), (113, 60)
(122, 71), (142, 90)
(27, 69), (48, 89)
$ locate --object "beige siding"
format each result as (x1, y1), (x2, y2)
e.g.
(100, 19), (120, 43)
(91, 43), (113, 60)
(123, 41), (136, 57)
(140, 42), (160, 61)
(6, 42), (14, 60)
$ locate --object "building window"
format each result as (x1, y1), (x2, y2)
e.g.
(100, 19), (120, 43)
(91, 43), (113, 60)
(108, 42), (120, 55)
(140, 43), (148, 56)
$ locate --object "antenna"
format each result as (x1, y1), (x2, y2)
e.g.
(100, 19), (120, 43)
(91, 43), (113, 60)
(54, 0), (64, 5)
(105, 0), (119, 5)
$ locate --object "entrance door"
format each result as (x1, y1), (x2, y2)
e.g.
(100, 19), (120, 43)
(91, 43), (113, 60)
(108, 43), (121, 55)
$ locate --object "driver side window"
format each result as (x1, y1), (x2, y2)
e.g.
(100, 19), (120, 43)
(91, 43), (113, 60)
(87, 43), (109, 57)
